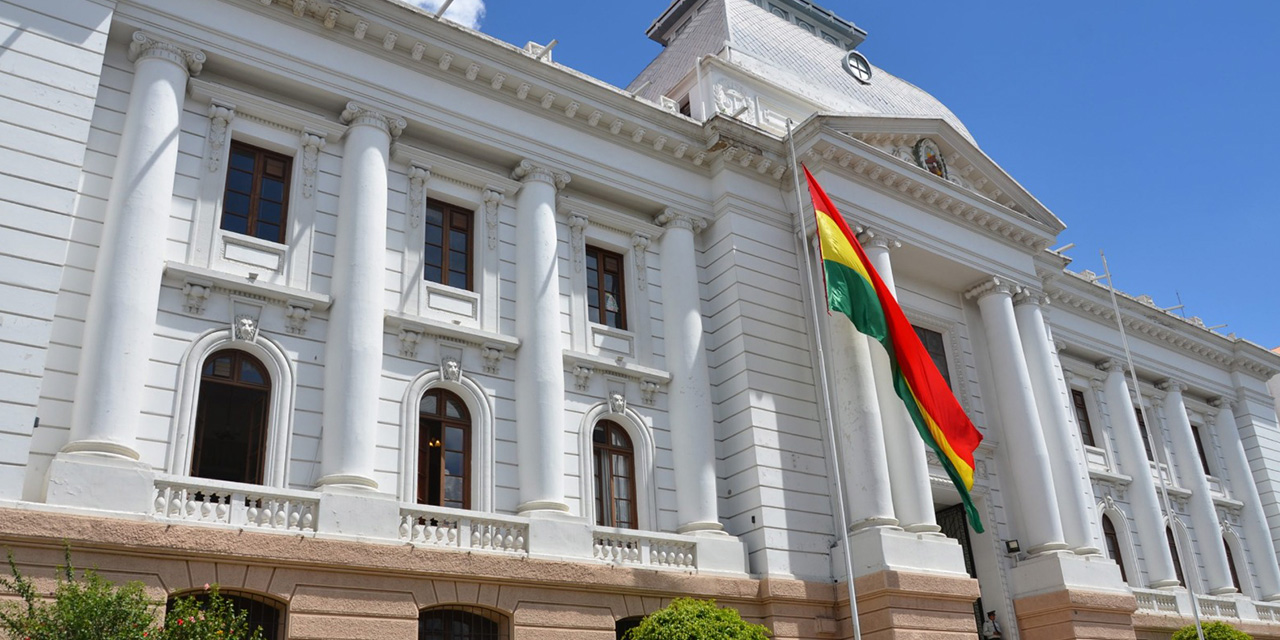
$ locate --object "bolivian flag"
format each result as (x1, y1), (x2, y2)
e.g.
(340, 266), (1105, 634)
(805, 166), (984, 532)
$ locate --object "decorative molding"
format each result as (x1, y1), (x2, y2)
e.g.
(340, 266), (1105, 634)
(482, 188), (504, 250)
(481, 343), (504, 374)
(382, 31), (397, 51)
(1011, 288), (1049, 307)
(441, 355), (462, 383)
(182, 278), (212, 315)
(608, 391), (627, 416)
(353, 19), (368, 39)
(411, 41), (426, 60)
(541, 91), (556, 109)
(490, 72), (505, 91)
(631, 128), (646, 144)
(516, 82), (530, 100)
(465, 63), (480, 81)
(340, 101), (406, 138)
(573, 364), (593, 391)
(565, 101), (580, 118)
(640, 379), (659, 405)
(206, 102), (235, 172)
(438, 52), (453, 71)
(386, 311), (520, 352)
(655, 208), (707, 233)
(165, 262), (331, 312)
(588, 110), (602, 127)
(568, 214), (588, 273)
(406, 164), (431, 228)
(232, 314), (260, 342)
(631, 233), (650, 290)
(964, 276), (1020, 301)
(299, 130), (326, 198)
(128, 31), (205, 76)
(283, 300), (311, 335)
(511, 159), (570, 190)
(1156, 379), (1187, 394)
(856, 228), (900, 251)
(398, 327), (423, 358)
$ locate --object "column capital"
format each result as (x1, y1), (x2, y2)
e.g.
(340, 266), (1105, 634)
(1156, 379), (1188, 394)
(964, 276), (1020, 301)
(655, 208), (707, 233)
(512, 159), (570, 190)
(341, 102), (406, 138)
(857, 228), (901, 250)
(1208, 396), (1236, 411)
(128, 31), (206, 76)
(1096, 358), (1126, 374)
(1012, 288), (1050, 307)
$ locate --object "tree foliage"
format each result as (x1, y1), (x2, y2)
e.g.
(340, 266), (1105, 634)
(1172, 621), (1252, 640)
(623, 598), (770, 640)
(0, 550), (264, 640)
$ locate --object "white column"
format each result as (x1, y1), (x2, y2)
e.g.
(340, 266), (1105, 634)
(1159, 380), (1235, 594)
(1013, 291), (1101, 554)
(316, 103), (404, 490)
(966, 278), (1067, 554)
(512, 160), (571, 514)
(861, 231), (937, 533)
(65, 32), (205, 458)
(1097, 360), (1179, 587)
(656, 209), (722, 534)
(1211, 398), (1280, 600)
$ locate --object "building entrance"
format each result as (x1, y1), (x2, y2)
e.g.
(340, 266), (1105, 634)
(937, 504), (983, 635)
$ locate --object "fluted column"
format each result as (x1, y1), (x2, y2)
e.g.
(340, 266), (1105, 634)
(510, 161), (572, 514)
(656, 209), (722, 534)
(317, 103), (404, 490)
(1098, 360), (1179, 587)
(1014, 291), (1101, 554)
(966, 278), (1067, 554)
(861, 230), (936, 533)
(1154, 381), (1231, 594)
(1211, 398), (1280, 600)
(66, 32), (205, 458)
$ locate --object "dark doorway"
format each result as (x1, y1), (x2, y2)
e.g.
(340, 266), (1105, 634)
(192, 350), (270, 484)
(937, 503), (983, 634)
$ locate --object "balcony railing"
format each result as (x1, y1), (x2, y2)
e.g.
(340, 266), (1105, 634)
(152, 476), (318, 532)
(398, 504), (528, 555)
(1134, 588), (1180, 614)
(1197, 595), (1240, 619)
(592, 526), (696, 570)
(1257, 602), (1280, 622)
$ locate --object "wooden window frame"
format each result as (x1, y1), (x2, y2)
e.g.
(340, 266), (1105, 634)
(221, 141), (292, 244)
(1136, 409), (1155, 461)
(1167, 527), (1186, 585)
(912, 325), (951, 388)
(1190, 424), (1212, 476)
(1224, 537), (1243, 593)
(191, 350), (271, 485)
(1101, 515), (1128, 583)
(586, 245), (627, 330)
(423, 198), (474, 291)
(593, 420), (638, 529)
(417, 388), (472, 510)
(1071, 389), (1096, 448)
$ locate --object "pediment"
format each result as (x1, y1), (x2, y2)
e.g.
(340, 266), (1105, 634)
(821, 116), (1064, 233)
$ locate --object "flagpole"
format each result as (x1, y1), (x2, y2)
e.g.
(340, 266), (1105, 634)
(1099, 251), (1205, 640)
(786, 118), (863, 639)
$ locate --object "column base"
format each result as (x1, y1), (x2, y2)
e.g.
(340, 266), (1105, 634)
(832, 524), (970, 579)
(1150, 578), (1181, 589)
(838, 569), (981, 639)
(1073, 545), (1104, 556)
(691, 531), (747, 575)
(316, 487), (401, 540)
(314, 473), (379, 490)
(526, 511), (593, 561)
(676, 520), (724, 535)
(1027, 540), (1073, 555)
(1014, 588), (1138, 640)
(1010, 551), (1130, 599)
(61, 439), (140, 460)
(45, 452), (154, 514)
(516, 499), (571, 516)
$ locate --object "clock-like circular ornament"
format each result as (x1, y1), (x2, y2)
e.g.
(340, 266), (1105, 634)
(842, 50), (873, 84)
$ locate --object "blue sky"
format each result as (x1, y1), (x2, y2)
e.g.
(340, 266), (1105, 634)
(466, 1), (1280, 349)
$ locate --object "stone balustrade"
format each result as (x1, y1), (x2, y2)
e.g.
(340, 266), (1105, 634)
(592, 526), (696, 570)
(399, 504), (528, 555)
(152, 476), (318, 532)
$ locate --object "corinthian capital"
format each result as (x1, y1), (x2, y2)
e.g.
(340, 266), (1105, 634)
(964, 276), (1020, 301)
(128, 31), (206, 76)
(340, 102), (406, 138)
(655, 208), (707, 233)
(1156, 378), (1187, 394)
(511, 160), (570, 190)
(1012, 288), (1050, 308)
(857, 228), (901, 251)
(1096, 358), (1126, 375)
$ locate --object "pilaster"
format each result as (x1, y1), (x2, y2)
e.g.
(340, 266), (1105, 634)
(1210, 397), (1280, 600)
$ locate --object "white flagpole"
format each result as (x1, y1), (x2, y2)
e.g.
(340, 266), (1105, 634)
(786, 118), (862, 639)
(1099, 251), (1205, 640)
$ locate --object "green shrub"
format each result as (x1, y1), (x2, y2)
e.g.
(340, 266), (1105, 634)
(159, 588), (264, 640)
(623, 598), (770, 640)
(1171, 620), (1252, 640)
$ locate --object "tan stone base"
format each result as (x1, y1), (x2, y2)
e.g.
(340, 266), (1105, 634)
(1133, 610), (1280, 640)
(1014, 588), (1137, 640)
(834, 570), (981, 639)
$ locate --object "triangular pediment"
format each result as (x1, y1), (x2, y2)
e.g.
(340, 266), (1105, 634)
(821, 115), (1064, 233)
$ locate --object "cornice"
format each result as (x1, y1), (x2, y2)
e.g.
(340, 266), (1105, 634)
(188, 78), (347, 139)
(802, 131), (1055, 255)
(390, 145), (520, 194)
(556, 195), (663, 238)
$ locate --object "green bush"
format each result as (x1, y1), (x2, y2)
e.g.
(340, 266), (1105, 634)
(1171, 621), (1252, 640)
(623, 598), (770, 640)
(0, 550), (264, 640)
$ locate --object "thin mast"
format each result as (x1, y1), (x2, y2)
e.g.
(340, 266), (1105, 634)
(786, 118), (862, 639)
(1099, 251), (1205, 640)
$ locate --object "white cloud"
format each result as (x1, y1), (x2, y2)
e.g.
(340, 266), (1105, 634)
(410, 0), (486, 30)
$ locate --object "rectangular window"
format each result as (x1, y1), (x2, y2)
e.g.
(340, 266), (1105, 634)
(1191, 424), (1212, 476)
(913, 326), (951, 388)
(221, 142), (292, 243)
(1071, 389), (1096, 448)
(423, 198), (473, 291)
(1136, 408), (1154, 461)
(586, 246), (626, 330)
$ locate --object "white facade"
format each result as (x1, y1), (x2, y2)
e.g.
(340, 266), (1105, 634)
(3, 0), (1280, 637)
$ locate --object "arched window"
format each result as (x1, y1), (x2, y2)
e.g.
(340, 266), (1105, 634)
(594, 420), (637, 529)
(1101, 515), (1128, 583)
(192, 350), (271, 484)
(166, 590), (285, 640)
(1224, 537), (1243, 592)
(420, 606), (508, 640)
(419, 389), (471, 509)
(1167, 527), (1186, 586)
(615, 615), (644, 640)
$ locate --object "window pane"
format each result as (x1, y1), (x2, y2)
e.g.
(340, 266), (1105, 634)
(230, 150), (255, 172)
(255, 223), (280, 243)
(444, 425), (463, 451)
(261, 178), (285, 202)
(224, 191), (251, 215)
(593, 425), (606, 443)
(448, 270), (467, 290)
(211, 354), (233, 378)
(425, 207), (444, 229)
(239, 360), (265, 386)
(444, 475), (463, 502)
(421, 393), (438, 416)
(445, 398), (464, 419)
(227, 169), (253, 194)
(445, 451), (464, 476)
(450, 229), (467, 249)
(258, 201), (281, 224)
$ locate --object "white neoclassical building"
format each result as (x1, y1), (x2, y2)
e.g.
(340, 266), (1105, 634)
(3, 0), (1280, 638)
